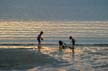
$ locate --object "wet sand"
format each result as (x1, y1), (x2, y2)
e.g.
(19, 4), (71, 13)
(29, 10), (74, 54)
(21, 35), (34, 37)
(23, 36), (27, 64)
(0, 46), (108, 71)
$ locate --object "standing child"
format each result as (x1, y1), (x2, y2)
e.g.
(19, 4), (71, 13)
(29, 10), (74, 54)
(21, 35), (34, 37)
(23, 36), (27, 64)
(69, 36), (75, 54)
(37, 31), (43, 52)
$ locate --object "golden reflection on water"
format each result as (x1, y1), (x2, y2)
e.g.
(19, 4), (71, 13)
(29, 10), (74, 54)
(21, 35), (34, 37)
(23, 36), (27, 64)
(0, 46), (107, 71)
(0, 45), (83, 62)
(35, 46), (96, 71)
(0, 21), (108, 38)
(0, 21), (108, 46)
(38, 46), (84, 64)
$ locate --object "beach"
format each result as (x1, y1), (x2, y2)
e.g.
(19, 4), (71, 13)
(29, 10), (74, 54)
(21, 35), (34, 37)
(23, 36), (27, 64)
(0, 0), (108, 71)
(0, 21), (108, 71)
(0, 45), (108, 71)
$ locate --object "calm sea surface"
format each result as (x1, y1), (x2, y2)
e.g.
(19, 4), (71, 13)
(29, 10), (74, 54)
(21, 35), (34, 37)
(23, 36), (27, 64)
(0, 21), (108, 45)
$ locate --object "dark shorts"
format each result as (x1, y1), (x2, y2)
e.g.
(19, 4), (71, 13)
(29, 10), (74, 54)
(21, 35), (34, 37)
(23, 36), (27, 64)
(37, 39), (41, 43)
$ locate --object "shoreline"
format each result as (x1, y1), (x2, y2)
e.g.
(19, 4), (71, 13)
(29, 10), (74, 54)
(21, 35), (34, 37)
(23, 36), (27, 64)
(0, 43), (108, 47)
(0, 45), (108, 71)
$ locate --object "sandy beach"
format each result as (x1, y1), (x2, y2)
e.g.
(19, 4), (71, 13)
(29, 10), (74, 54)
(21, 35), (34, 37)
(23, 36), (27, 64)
(0, 0), (108, 71)
(0, 46), (108, 71)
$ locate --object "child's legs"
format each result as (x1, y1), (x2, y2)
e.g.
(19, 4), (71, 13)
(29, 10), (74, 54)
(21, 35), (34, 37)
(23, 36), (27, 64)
(38, 41), (41, 50)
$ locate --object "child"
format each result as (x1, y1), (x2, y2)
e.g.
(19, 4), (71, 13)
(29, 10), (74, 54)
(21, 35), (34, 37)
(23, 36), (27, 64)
(69, 36), (75, 54)
(37, 31), (43, 52)
(58, 40), (67, 51)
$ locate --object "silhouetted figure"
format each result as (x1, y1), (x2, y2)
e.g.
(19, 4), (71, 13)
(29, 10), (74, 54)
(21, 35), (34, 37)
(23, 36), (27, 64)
(37, 31), (43, 52)
(58, 40), (66, 51)
(58, 40), (67, 58)
(69, 36), (75, 54)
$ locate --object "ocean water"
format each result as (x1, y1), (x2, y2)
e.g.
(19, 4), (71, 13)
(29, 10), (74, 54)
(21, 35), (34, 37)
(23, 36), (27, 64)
(0, 21), (108, 46)
(0, 46), (108, 71)
(0, 0), (108, 21)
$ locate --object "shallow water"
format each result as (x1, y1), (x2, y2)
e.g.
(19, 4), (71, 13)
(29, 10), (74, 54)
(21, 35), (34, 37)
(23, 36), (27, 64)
(0, 21), (108, 45)
(38, 46), (108, 71)
(0, 21), (108, 71)
(0, 46), (108, 71)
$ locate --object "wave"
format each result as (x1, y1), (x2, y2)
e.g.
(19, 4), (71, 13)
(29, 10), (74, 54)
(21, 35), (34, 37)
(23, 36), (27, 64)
(0, 43), (108, 47)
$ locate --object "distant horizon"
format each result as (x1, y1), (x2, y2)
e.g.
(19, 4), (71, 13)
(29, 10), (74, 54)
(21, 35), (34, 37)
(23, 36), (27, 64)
(0, 0), (108, 21)
(0, 19), (108, 23)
